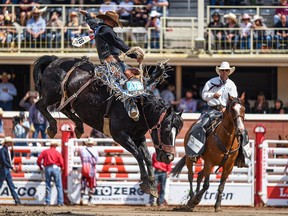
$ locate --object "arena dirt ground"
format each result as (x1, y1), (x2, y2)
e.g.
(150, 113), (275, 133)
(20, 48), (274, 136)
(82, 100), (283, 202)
(0, 205), (287, 216)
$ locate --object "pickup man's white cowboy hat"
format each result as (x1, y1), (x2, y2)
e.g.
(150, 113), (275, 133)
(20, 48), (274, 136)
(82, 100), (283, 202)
(97, 11), (123, 27)
(215, 62), (235, 76)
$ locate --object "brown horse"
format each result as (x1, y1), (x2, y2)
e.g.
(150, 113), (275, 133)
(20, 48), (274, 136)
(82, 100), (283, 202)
(172, 93), (246, 212)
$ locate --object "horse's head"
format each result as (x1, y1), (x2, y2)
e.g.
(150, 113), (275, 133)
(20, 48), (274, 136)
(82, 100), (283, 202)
(226, 92), (246, 136)
(151, 106), (183, 164)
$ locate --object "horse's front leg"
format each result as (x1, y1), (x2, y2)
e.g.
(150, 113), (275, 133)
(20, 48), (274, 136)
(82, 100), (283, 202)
(35, 99), (57, 138)
(214, 178), (226, 212)
(189, 175), (210, 209)
(61, 107), (84, 139)
(136, 138), (158, 198)
(113, 132), (150, 194)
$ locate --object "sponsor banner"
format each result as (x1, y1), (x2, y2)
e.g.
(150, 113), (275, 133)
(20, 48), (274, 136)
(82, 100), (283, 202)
(168, 182), (254, 206)
(267, 186), (288, 206)
(70, 182), (150, 205)
(0, 181), (58, 205)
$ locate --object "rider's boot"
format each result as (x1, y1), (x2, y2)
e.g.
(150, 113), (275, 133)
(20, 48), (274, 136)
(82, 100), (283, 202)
(124, 100), (139, 121)
(241, 129), (252, 162)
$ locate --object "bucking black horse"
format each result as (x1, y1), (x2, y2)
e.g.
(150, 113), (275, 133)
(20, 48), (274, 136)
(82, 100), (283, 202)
(33, 55), (183, 197)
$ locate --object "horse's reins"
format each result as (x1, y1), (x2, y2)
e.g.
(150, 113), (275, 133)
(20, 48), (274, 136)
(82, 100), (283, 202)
(214, 99), (245, 172)
(141, 98), (175, 154)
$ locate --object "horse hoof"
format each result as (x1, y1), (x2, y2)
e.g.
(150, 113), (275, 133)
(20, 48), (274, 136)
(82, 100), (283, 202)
(139, 182), (158, 198)
(215, 207), (222, 212)
(47, 127), (57, 138)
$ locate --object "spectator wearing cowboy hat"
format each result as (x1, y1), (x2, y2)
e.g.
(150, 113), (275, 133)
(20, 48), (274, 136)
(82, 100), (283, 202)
(0, 72), (17, 111)
(78, 138), (99, 205)
(37, 140), (64, 206)
(223, 12), (239, 51)
(145, 10), (161, 49)
(25, 6), (47, 47)
(0, 136), (21, 205)
(251, 15), (272, 49)
(46, 8), (63, 48)
(240, 13), (253, 50)
(77, 8), (145, 121)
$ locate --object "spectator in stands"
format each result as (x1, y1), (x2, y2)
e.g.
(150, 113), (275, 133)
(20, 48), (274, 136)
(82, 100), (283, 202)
(78, 138), (99, 205)
(12, 111), (30, 156)
(223, 12), (239, 52)
(117, 0), (134, 26)
(145, 10), (161, 49)
(19, 90), (39, 111)
(64, 11), (82, 45)
(270, 99), (285, 114)
(160, 83), (178, 108)
(274, 14), (288, 49)
(0, 108), (5, 138)
(240, 13), (253, 50)
(274, 0), (288, 25)
(37, 140), (64, 206)
(82, 12), (97, 48)
(99, 0), (118, 14)
(131, 0), (149, 27)
(206, 11), (224, 51)
(148, 152), (171, 207)
(252, 91), (270, 114)
(0, 137), (21, 206)
(25, 7), (47, 48)
(46, 8), (63, 48)
(0, 72), (17, 111)
(251, 15), (272, 49)
(146, 0), (169, 17)
(19, 0), (36, 26)
(177, 89), (197, 113)
(29, 98), (47, 139)
(147, 83), (161, 98)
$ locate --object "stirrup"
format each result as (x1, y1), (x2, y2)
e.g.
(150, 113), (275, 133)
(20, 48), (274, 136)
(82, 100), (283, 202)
(188, 155), (199, 163)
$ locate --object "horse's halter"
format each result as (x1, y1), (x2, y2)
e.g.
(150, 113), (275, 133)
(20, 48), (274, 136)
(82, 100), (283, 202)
(149, 110), (176, 155)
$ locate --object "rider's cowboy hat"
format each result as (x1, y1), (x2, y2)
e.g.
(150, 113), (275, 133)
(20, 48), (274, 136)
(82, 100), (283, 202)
(215, 62), (235, 76)
(0, 72), (11, 80)
(96, 11), (123, 27)
(224, 12), (237, 23)
(1, 136), (13, 145)
(84, 137), (96, 145)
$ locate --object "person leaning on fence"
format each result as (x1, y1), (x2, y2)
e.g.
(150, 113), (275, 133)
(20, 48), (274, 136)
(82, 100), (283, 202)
(206, 11), (224, 51)
(78, 138), (99, 205)
(0, 136), (21, 205)
(37, 140), (64, 206)
(77, 8), (145, 121)
(188, 62), (252, 167)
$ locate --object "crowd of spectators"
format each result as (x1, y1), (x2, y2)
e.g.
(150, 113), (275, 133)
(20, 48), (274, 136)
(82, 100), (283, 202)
(0, 0), (168, 49)
(207, 0), (288, 51)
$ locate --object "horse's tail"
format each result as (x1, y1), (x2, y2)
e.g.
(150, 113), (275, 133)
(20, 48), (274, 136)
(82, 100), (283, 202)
(171, 155), (186, 177)
(33, 55), (58, 94)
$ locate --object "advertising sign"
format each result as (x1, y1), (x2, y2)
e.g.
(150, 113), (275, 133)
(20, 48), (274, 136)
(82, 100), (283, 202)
(267, 186), (288, 206)
(168, 182), (254, 206)
(0, 181), (57, 205)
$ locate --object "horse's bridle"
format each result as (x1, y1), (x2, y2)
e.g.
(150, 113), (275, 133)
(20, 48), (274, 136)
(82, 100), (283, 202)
(148, 110), (176, 155)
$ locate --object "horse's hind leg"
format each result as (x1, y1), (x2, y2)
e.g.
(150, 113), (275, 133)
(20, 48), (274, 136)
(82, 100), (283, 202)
(186, 157), (194, 199)
(187, 169), (204, 209)
(61, 107), (84, 139)
(36, 99), (57, 138)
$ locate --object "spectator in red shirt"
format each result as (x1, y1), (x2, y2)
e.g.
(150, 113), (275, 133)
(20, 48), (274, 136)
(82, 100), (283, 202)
(37, 140), (64, 206)
(148, 152), (172, 207)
